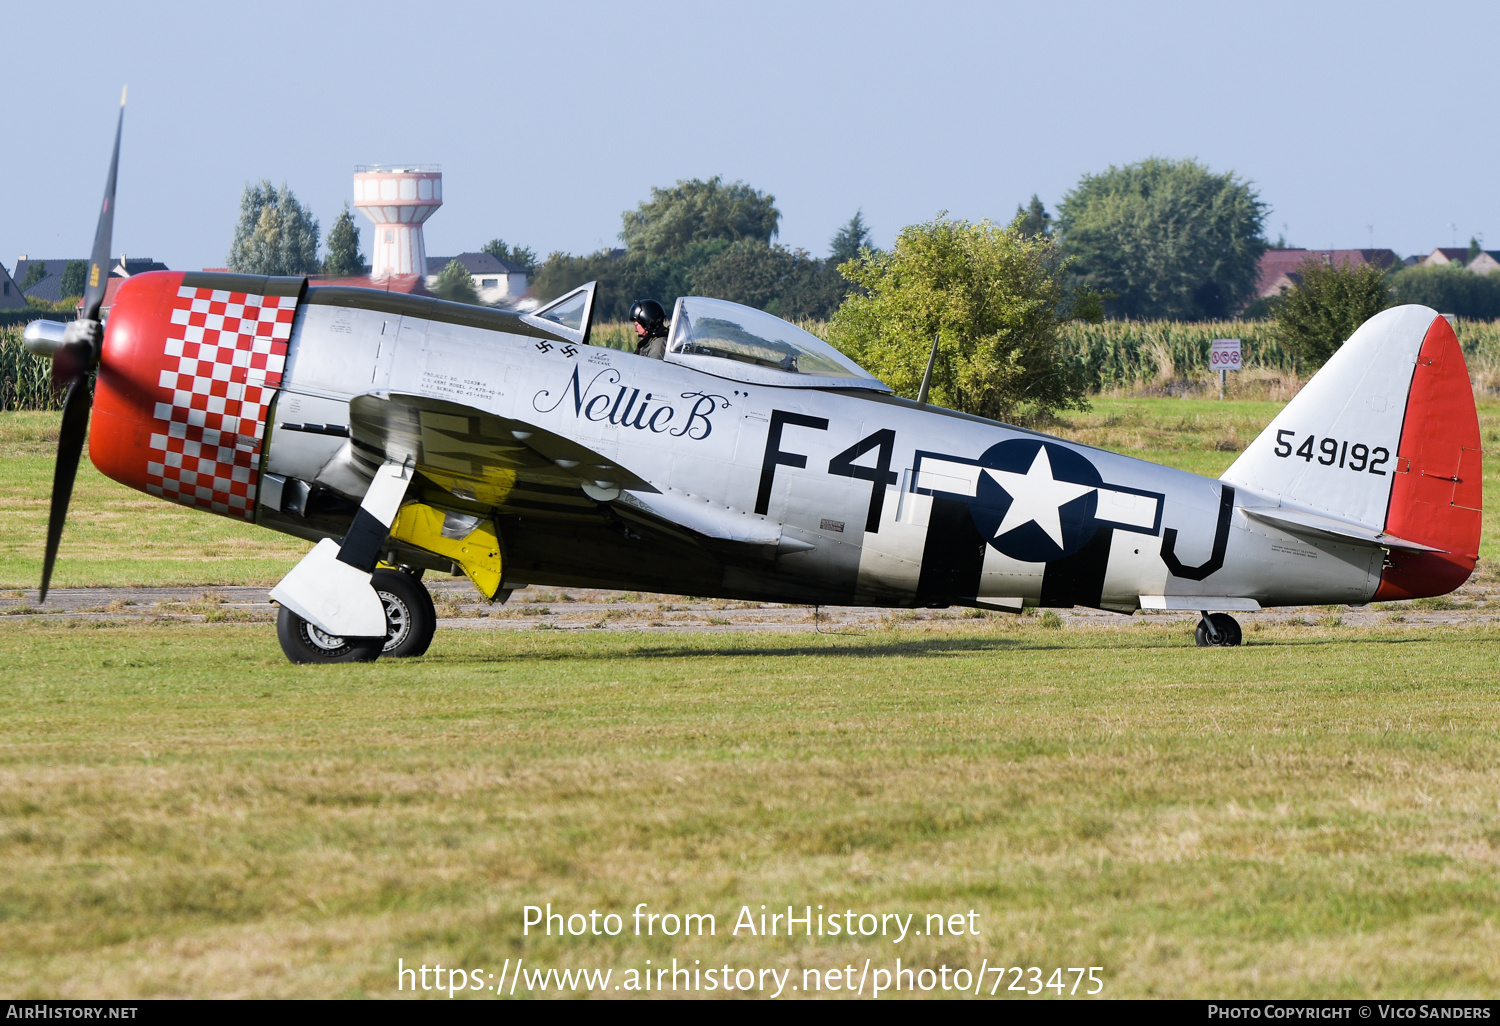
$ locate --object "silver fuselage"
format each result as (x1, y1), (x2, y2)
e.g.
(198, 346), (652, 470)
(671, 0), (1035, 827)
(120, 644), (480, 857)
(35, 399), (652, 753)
(259, 298), (1380, 611)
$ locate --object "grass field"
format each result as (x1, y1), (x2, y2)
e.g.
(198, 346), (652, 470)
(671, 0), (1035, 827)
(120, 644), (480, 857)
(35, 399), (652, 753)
(2, 618), (1499, 998)
(0, 412), (308, 589)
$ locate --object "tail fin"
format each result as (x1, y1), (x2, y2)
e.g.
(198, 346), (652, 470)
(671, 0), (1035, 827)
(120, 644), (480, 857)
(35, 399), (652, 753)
(1222, 305), (1481, 599)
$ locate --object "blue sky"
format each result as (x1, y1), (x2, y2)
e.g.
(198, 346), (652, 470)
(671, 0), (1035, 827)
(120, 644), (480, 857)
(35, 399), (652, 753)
(4, 0), (1496, 272)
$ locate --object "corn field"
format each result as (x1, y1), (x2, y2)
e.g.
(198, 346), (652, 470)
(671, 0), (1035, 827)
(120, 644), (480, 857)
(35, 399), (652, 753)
(1054, 318), (1500, 393)
(5, 318), (1500, 412)
(1057, 320), (1296, 388)
(0, 326), (61, 411)
(1454, 320), (1500, 393)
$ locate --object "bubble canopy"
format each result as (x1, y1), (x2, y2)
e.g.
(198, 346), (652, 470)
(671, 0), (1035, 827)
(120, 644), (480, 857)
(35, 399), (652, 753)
(664, 297), (890, 391)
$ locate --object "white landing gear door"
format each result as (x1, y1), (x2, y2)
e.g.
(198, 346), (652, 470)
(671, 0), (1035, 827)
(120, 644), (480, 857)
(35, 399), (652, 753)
(270, 458), (414, 637)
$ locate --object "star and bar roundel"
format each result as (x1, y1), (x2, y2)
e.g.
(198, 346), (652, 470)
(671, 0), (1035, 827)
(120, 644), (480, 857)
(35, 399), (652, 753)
(911, 439), (1165, 563)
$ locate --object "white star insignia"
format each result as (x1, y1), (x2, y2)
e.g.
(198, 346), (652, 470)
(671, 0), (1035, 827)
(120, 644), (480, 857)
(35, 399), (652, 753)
(983, 447), (1096, 548)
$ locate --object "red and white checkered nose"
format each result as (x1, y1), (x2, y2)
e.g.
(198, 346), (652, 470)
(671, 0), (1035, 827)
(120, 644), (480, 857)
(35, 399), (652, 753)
(90, 271), (296, 521)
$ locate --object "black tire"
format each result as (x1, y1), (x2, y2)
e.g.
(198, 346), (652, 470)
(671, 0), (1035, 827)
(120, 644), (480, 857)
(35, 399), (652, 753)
(276, 605), (384, 664)
(1194, 612), (1243, 647)
(373, 568), (436, 658)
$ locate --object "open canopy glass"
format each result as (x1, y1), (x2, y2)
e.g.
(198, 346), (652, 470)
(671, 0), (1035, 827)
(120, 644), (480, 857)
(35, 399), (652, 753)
(664, 297), (890, 391)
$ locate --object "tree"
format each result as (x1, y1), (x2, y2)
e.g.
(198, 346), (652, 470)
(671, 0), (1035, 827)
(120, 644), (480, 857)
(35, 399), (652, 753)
(827, 216), (1099, 421)
(1272, 257), (1393, 367)
(1014, 195), (1052, 239)
(1057, 157), (1268, 319)
(19, 262), (47, 291)
(59, 260), (87, 299)
(687, 240), (826, 316)
(481, 238), (538, 274)
(829, 211), (875, 264)
(620, 176), (780, 258)
(227, 180), (321, 276)
(533, 181), (852, 322)
(1389, 264), (1500, 320)
(322, 204), (363, 276)
(430, 259), (479, 304)
(531, 249), (630, 319)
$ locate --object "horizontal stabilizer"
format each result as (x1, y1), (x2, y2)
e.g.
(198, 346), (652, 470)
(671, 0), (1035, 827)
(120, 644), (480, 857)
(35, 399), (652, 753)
(1241, 505), (1444, 553)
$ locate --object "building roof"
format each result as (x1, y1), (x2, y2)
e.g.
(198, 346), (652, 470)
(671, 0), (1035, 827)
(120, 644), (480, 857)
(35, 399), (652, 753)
(1422, 247), (1472, 266)
(1463, 251), (1500, 274)
(13, 256), (169, 303)
(1254, 249), (1399, 297)
(426, 252), (529, 276)
(80, 277), (128, 313)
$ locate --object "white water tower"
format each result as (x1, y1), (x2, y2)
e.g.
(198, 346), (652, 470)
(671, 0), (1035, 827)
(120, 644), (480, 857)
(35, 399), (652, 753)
(352, 165), (442, 278)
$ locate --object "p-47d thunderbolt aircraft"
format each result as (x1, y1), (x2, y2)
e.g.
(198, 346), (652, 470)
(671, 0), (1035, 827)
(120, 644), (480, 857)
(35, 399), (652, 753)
(27, 102), (1484, 662)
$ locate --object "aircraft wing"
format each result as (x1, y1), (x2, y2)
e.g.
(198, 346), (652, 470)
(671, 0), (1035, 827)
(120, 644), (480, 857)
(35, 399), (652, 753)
(347, 391), (657, 513)
(348, 391), (797, 558)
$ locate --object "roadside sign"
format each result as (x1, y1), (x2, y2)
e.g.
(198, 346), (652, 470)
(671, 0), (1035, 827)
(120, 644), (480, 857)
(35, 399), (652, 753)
(1211, 338), (1242, 370)
(1211, 338), (1240, 400)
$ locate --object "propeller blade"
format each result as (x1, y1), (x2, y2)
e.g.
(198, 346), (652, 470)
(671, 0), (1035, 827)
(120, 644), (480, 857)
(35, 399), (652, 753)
(39, 376), (93, 602)
(40, 86), (125, 601)
(81, 86), (126, 326)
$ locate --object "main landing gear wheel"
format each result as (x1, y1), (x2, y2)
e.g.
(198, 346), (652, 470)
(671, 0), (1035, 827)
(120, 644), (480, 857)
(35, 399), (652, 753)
(275, 569), (437, 664)
(1195, 612), (1243, 648)
(373, 567), (436, 658)
(276, 607), (384, 664)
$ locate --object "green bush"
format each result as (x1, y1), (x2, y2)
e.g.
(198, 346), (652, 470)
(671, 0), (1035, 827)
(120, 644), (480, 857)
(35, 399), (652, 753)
(1271, 258), (1393, 367)
(828, 216), (1098, 420)
(430, 259), (479, 304)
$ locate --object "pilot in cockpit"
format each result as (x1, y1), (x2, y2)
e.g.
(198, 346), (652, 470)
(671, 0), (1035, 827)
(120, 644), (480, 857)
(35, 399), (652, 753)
(630, 299), (669, 359)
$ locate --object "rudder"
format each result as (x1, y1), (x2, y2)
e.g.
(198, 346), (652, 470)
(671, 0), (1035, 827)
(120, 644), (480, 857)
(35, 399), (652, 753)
(1374, 314), (1482, 598)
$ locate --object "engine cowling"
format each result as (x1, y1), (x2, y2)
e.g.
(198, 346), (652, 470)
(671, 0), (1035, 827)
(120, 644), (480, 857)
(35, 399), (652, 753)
(90, 271), (300, 521)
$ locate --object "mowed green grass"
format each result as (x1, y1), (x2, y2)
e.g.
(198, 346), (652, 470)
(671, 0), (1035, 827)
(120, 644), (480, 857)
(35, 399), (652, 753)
(0, 412), (308, 589)
(2, 618), (1500, 998)
(4, 397), (1496, 589)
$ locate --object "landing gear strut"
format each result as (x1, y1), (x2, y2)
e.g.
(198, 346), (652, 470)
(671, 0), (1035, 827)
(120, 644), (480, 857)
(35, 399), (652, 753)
(276, 568), (437, 664)
(1194, 611), (1242, 647)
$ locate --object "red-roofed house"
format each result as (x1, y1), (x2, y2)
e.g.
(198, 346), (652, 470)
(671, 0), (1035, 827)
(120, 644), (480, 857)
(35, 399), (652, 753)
(1254, 249), (1400, 299)
(307, 273), (431, 296)
(79, 277), (127, 315)
(200, 267), (433, 297)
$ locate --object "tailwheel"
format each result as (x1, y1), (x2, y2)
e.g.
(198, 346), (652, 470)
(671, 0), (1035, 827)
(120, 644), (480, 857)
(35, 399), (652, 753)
(373, 567), (437, 658)
(1194, 611), (1242, 648)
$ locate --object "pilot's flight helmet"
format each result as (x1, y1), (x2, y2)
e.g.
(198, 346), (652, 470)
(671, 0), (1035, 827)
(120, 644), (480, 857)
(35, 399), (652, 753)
(629, 299), (668, 337)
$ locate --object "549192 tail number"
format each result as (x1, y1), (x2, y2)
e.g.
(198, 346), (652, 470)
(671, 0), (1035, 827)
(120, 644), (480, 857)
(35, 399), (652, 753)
(1274, 430), (1389, 475)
